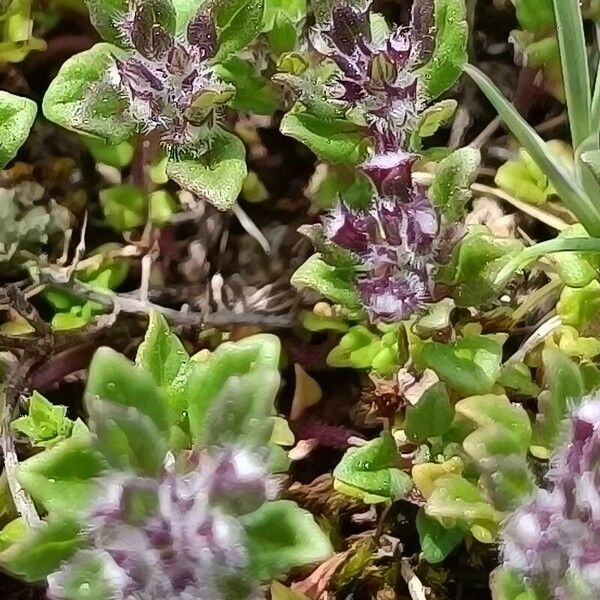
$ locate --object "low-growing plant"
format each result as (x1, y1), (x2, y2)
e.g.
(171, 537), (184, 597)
(0, 313), (332, 597)
(286, 0), (480, 323)
(41, 0), (282, 211)
(494, 393), (600, 600)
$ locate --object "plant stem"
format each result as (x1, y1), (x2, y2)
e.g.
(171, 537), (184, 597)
(495, 237), (600, 286)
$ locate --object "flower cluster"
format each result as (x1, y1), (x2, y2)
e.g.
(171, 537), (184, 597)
(303, 1), (443, 323)
(311, 0), (433, 150)
(113, 1), (228, 154)
(47, 447), (273, 600)
(323, 151), (438, 322)
(501, 395), (600, 600)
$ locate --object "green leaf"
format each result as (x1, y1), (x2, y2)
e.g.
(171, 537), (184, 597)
(454, 393), (535, 510)
(557, 280), (600, 330)
(333, 432), (412, 503)
(85, 398), (167, 476)
(17, 435), (104, 517)
(552, 0), (591, 149)
(43, 44), (136, 145)
(416, 508), (464, 564)
(497, 363), (540, 396)
(149, 190), (177, 225)
(166, 129), (247, 210)
(213, 0), (265, 59)
(135, 311), (189, 389)
(0, 91), (36, 168)
(495, 142), (573, 206)
(215, 57), (279, 115)
(553, 225), (600, 288)
(271, 581), (310, 600)
(456, 394), (532, 452)
(405, 382), (454, 443)
(422, 333), (506, 396)
(242, 500), (333, 579)
(437, 225), (523, 306)
(415, 99), (457, 139)
(182, 334), (281, 443)
(11, 391), (75, 448)
(327, 325), (384, 370)
(531, 348), (585, 458)
(99, 184), (148, 231)
(83, 0), (128, 43)
(46, 549), (124, 600)
(465, 64), (600, 236)
(263, 0), (306, 30)
(492, 567), (546, 600)
(513, 0), (555, 31)
(201, 368), (280, 449)
(307, 163), (372, 210)
(0, 519), (26, 553)
(291, 254), (361, 310)
(418, 0), (468, 100)
(280, 110), (369, 164)
(0, 517), (81, 582)
(425, 474), (501, 540)
(429, 147), (480, 221)
(267, 12), (298, 55)
(263, 0), (307, 55)
(85, 347), (170, 433)
(81, 137), (134, 168)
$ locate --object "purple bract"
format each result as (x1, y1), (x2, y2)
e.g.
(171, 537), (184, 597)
(47, 447), (272, 600)
(501, 396), (600, 600)
(110, 1), (227, 155)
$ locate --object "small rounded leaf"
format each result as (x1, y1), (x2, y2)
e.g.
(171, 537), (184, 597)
(166, 129), (247, 210)
(0, 92), (37, 168)
(43, 44), (136, 145)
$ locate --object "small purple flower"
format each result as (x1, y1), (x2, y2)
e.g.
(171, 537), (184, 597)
(357, 272), (427, 322)
(362, 150), (416, 196)
(311, 1), (434, 150)
(47, 448), (271, 600)
(501, 395), (600, 599)
(110, 2), (228, 155)
(322, 202), (372, 253)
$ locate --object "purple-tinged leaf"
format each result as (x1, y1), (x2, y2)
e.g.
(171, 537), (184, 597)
(187, 10), (218, 60)
(357, 272), (427, 322)
(322, 202), (372, 253)
(409, 0), (435, 66)
(362, 150), (415, 195)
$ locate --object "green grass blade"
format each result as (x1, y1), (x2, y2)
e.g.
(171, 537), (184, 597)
(465, 64), (600, 236)
(553, 0), (592, 149)
(592, 23), (600, 127)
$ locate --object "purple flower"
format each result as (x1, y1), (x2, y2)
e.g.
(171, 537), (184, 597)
(318, 156), (438, 323)
(501, 395), (600, 599)
(357, 272), (427, 322)
(322, 202), (372, 253)
(362, 150), (416, 196)
(47, 448), (271, 600)
(311, 1), (434, 150)
(111, 2), (228, 155)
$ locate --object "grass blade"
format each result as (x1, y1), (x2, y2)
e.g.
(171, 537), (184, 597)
(465, 64), (600, 236)
(552, 0), (591, 149)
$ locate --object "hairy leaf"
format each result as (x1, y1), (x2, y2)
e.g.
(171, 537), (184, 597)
(429, 147), (480, 220)
(281, 111), (369, 164)
(418, 0), (468, 100)
(166, 129), (247, 210)
(42, 44), (136, 145)
(0, 91), (36, 168)
(242, 500), (333, 579)
(291, 254), (361, 310)
(333, 432), (412, 503)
